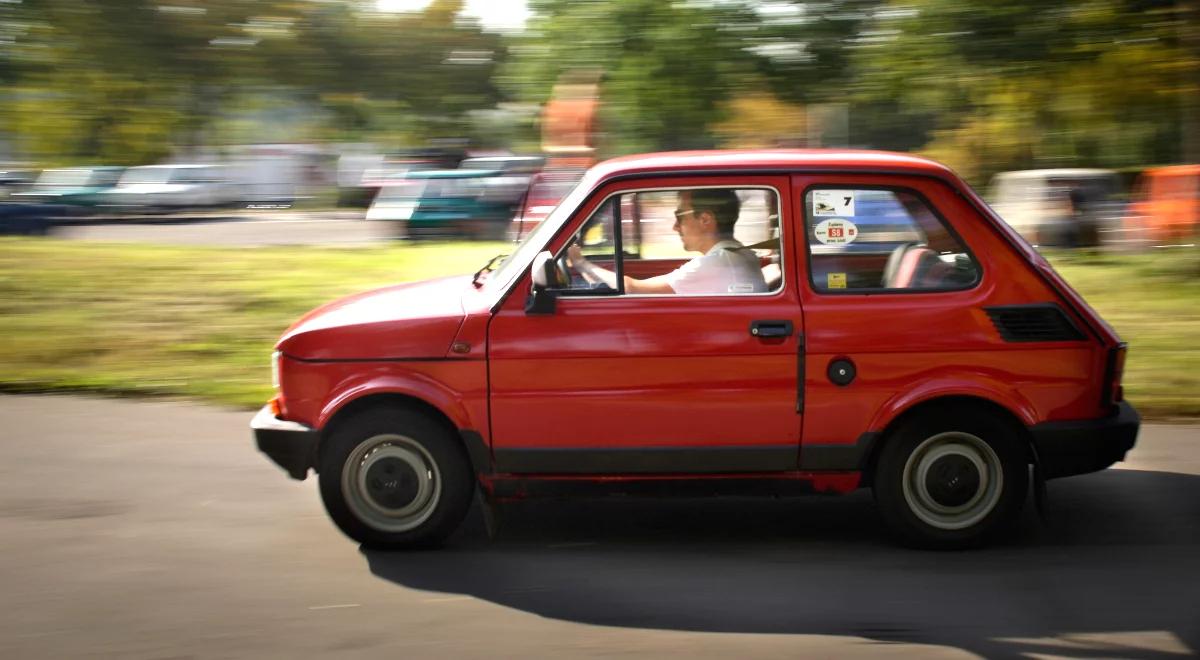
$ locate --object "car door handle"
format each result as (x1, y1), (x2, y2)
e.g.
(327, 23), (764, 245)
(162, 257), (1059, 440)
(750, 320), (793, 338)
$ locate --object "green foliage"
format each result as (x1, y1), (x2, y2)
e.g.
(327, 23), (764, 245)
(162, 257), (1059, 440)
(2, 0), (505, 164)
(0, 239), (1195, 417)
(501, 0), (764, 154)
(0, 239), (508, 407)
(846, 0), (1192, 182)
(1, 0), (1197, 181)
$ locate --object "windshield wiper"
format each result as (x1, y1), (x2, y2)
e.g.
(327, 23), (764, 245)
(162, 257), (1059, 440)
(472, 253), (507, 288)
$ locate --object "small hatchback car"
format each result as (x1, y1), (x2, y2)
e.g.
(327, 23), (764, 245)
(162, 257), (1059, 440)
(253, 150), (1139, 549)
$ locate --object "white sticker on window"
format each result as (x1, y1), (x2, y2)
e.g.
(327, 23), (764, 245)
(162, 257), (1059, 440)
(813, 190), (855, 217)
(813, 218), (859, 245)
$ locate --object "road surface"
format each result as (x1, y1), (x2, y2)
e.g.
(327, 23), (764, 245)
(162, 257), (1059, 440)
(0, 394), (1196, 659)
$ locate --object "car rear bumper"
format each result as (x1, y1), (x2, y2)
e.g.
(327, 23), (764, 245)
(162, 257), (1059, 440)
(1030, 401), (1140, 479)
(251, 405), (318, 480)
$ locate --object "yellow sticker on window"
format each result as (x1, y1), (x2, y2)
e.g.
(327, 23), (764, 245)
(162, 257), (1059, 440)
(827, 273), (847, 289)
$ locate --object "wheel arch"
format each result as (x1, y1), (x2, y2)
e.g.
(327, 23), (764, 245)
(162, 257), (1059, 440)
(861, 395), (1034, 487)
(315, 392), (465, 472)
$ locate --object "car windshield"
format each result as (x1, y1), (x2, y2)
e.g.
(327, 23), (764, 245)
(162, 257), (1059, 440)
(376, 180), (427, 202)
(120, 168), (172, 185)
(485, 175), (591, 291)
(36, 169), (91, 187)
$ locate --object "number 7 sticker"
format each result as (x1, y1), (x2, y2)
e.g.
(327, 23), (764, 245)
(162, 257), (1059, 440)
(813, 190), (855, 217)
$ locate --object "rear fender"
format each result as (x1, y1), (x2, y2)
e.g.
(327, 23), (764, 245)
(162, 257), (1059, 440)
(869, 376), (1038, 434)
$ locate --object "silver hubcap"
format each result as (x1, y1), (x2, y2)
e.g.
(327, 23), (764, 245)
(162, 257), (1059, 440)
(901, 431), (1003, 531)
(342, 434), (441, 533)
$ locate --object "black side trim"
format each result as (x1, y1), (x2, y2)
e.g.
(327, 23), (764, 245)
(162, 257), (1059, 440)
(459, 429), (492, 476)
(494, 445), (799, 474)
(283, 353), (484, 364)
(489, 476), (843, 499)
(1030, 401), (1140, 479)
(251, 405), (319, 480)
(799, 432), (880, 471)
(985, 303), (1085, 342)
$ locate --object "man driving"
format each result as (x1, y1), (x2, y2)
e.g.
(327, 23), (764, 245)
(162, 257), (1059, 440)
(567, 189), (768, 295)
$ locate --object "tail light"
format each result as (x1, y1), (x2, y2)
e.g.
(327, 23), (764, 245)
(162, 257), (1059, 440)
(1103, 343), (1127, 408)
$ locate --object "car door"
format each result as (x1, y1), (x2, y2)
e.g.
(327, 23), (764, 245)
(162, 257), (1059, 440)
(487, 175), (804, 474)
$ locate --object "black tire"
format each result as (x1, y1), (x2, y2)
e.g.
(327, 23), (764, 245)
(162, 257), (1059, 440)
(318, 407), (473, 549)
(873, 407), (1028, 549)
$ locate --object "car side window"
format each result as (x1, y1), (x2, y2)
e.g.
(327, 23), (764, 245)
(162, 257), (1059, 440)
(558, 187), (783, 296)
(804, 187), (979, 292)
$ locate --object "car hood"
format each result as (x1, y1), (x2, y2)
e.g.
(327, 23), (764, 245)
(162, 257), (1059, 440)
(277, 275), (470, 360)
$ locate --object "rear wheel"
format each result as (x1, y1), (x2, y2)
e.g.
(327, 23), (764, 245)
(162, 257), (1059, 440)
(318, 407), (473, 549)
(873, 408), (1028, 549)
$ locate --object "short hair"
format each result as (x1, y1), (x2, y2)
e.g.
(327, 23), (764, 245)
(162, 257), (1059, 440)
(690, 189), (741, 236)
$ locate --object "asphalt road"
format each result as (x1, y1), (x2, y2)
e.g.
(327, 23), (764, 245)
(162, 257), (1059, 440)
(1, 394), (1197, 659)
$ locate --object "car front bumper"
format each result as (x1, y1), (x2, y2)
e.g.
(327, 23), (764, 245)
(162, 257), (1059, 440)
(1030, 401), (1140, 479)
(251, 405), (318, 480)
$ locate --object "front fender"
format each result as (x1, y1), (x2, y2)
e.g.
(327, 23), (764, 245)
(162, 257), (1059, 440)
(316, 368), (478, 433)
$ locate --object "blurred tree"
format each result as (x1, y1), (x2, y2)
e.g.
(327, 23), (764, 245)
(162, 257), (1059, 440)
(712, 89), (808, 147)
(848, 0), (1191, 182)
(501, 0), (766, 154)
(2, 0), (504, 164)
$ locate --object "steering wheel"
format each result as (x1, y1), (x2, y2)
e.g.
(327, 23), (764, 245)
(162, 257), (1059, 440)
(552, 253), (571, 288)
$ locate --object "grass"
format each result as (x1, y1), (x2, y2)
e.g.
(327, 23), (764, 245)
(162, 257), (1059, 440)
(0, 238), (507, 408)
(1047, 248), (1200, 419)
(0, 238), (1196, 418)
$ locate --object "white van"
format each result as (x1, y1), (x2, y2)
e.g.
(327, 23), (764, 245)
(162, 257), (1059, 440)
(988, 169), (1122, 248)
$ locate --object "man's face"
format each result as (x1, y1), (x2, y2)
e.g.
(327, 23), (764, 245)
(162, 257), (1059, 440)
(674, 192), (709, 252)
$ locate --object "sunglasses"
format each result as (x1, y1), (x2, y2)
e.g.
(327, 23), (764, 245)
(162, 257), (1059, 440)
(673, 209), (696, 221)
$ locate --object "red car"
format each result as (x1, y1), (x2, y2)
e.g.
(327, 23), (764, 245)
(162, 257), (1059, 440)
(253, 150), (1139, 549)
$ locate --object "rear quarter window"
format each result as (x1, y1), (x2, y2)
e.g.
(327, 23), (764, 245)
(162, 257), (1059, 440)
(804, 187), (980, 293)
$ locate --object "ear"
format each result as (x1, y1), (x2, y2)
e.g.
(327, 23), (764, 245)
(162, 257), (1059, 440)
(697, 209), (717, 228)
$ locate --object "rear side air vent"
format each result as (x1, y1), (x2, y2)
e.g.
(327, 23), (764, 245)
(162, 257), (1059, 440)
(985, 304), (1085, 342)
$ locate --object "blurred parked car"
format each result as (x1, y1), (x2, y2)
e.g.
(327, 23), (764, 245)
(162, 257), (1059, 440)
(0, 202), (71, 235)
(1122, 165), (1199, 247)
(508, 168), (587, 240)
(988, 169), (1122, 248)
(340, 147), (467, 208)
(0, 167), (37, 199)
(11, 166), (124, 211)
(101, 164), (235, 213)
(460, 155), (545, 209)
(367, 168), (515, 240)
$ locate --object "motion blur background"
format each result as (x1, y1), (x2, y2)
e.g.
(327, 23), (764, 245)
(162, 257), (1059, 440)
(1, 0), (1198, 198)
(0, 0), (1197, 415)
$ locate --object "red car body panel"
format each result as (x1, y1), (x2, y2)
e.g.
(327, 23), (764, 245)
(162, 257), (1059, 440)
(261, 150), (1134, 492)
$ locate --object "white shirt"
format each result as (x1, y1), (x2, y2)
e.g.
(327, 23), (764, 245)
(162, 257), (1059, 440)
(665, 240), (768, 295)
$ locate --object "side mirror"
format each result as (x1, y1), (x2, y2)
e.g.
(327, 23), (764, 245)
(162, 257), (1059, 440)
(525, 251), (558, 315)
(530, 251), (553, 288)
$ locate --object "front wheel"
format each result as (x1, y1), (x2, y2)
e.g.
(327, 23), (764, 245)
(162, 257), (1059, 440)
(318, 408), (473, 549)
(873, 408), (1028, 549)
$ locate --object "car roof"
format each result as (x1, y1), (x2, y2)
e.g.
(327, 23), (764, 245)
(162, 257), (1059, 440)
(991, 168), (1117, 180)
(589, 149), (958, 181)
(462, 156), (544, 163)
(408, 169), (504, 179)
(126, 164), (218, 170)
